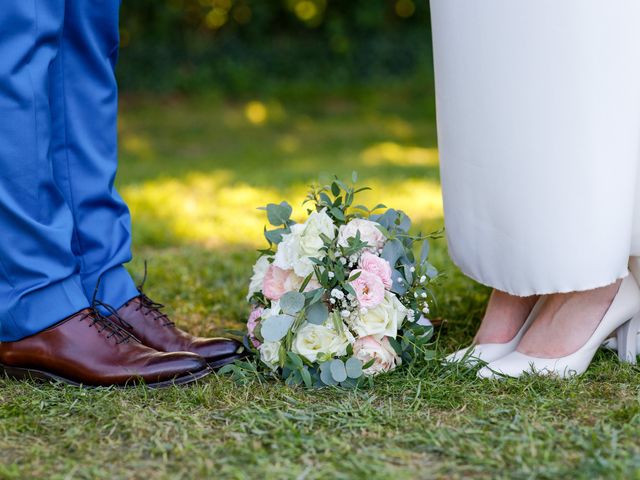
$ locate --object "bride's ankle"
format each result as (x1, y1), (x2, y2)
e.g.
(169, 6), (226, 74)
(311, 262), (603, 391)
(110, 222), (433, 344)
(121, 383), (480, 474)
(473, 290), (539, 344)
(516, 280), (622, 357)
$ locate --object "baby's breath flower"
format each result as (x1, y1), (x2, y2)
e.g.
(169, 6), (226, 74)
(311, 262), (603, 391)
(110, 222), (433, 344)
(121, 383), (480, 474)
(331, 288), (344, 299)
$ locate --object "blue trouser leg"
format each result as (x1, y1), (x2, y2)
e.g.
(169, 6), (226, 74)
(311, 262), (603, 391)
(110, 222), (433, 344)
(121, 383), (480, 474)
(0, 2), (89, 341)
(50, 0), (139, 309)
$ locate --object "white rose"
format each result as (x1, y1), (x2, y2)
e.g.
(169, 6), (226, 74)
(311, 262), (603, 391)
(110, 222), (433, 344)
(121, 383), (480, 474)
(259, 341), (282, 370)
(274, 210), (336, 278)
(353, 336), (401, 376)
(337, 218), (386, 252)
(246, 256), (272, 301)
(292, 322), (353, 363)
(273, 223), (304, 271)
(299, 209), (336, 257)
(350, 292), (407, 338)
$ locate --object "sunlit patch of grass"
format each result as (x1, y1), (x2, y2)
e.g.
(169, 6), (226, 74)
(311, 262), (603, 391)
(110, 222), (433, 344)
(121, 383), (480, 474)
(122, 171), (442, 247)
(361, 142), (439, 167)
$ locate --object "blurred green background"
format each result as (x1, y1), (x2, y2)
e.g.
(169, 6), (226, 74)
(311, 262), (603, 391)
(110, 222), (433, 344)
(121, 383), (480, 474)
(118, 0), (432, 95)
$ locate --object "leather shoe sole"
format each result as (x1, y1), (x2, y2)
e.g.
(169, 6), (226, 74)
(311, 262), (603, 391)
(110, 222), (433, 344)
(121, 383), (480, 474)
(0, 364), (212, 389)
(207, 351), (248, 370)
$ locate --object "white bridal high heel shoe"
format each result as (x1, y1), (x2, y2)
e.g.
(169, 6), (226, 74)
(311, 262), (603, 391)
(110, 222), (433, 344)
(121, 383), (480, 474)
(601, 259), (640, 362)
(478, 273), (640, 379)
(444, 298), (543, 367)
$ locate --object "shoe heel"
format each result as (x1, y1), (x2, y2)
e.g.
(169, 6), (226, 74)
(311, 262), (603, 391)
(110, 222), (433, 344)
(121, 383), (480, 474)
(616, 313), (640, 364)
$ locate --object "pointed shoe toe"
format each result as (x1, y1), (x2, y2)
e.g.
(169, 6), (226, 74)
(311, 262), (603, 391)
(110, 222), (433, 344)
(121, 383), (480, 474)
(445, 344), (512, 367)
(477, 352), (536, 379)
(189, 337), (246, 368)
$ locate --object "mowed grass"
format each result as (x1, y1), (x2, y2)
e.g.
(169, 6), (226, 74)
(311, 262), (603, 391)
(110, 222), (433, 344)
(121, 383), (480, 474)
(2, 88), (640, 479)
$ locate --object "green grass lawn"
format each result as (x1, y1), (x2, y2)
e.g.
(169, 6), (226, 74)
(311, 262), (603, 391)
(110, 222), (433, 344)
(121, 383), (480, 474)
(2, 88), (640, 479)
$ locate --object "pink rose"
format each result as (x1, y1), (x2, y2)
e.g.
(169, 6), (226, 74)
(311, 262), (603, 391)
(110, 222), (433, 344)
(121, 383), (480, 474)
(247, 308), (264, 347)
(263, 265), (293, 300)
(359, 252), (393, 290)
(350, 269), (385, 308)
(263, 264), (319, 300)
(353, 335), (400, 375)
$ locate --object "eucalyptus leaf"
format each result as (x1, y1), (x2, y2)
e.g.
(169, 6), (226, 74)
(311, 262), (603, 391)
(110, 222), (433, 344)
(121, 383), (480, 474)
(265, 227), (286, 244)
(390, 268), (408, 295)
(280, 291), (305, 315)
(426, 264), (438, 278)
(266, 202), (292, 226)
(345, 357), (363, 379)
(375, 209), (397, 229)
(261, 314), (294, 342)
(381, 239), (404, 266)
(319, 363), (338, 386)
(329, 359), (347, 382)
(306, 301), (329, 325)
(403, 263), (414, 285)
(396, 211), (412, 232)
(420, 240), (430, 264)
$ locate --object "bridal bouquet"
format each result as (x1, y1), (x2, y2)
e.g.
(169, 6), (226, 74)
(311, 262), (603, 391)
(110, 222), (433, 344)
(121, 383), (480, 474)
(243, 174), (437, 387)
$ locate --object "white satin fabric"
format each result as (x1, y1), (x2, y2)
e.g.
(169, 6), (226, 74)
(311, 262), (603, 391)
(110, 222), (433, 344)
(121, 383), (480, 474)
(430, 0), (640, 296)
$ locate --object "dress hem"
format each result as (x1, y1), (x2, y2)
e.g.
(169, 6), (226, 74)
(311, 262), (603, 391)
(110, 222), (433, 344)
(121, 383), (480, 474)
(450, 256), (630, 297)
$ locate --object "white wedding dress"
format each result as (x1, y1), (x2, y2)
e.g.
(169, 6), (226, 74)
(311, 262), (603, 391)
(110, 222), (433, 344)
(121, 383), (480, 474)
(430, 0), (640, 296)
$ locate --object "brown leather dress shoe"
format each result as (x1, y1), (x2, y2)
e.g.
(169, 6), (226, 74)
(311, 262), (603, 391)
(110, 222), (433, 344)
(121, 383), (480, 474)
(113, 295), (245, 369)
(0, 309), (210, 388)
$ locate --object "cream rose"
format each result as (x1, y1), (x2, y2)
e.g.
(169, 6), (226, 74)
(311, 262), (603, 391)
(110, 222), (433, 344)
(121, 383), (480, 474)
(353, 336), (401, 375)
(292, 323), (353, 363)
(246, 255), (271, 301)
(259, 341), (282, 370)
(337, 218), (386, 252)
(273, 223), (304, 272)
(273, 210), (335, 278)
(350, 292), (407, 338)
(299, 209), (335, 258)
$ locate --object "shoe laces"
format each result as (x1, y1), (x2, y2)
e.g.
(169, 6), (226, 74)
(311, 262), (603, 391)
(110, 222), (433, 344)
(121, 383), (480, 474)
(83, 274), (138, 344)
(79, 309), (134, 345)
(133, 261), (175, 328)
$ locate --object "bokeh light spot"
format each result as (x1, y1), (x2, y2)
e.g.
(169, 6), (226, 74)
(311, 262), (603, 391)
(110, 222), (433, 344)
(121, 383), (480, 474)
(244, 101), (268, 125)
(395, 0), (416, 18)
(295, 1), (318, 21)
(205, 8), (228, 29)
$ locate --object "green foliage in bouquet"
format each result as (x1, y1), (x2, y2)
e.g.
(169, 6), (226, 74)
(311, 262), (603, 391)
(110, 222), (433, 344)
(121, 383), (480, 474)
(223, 173), (440, 388)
